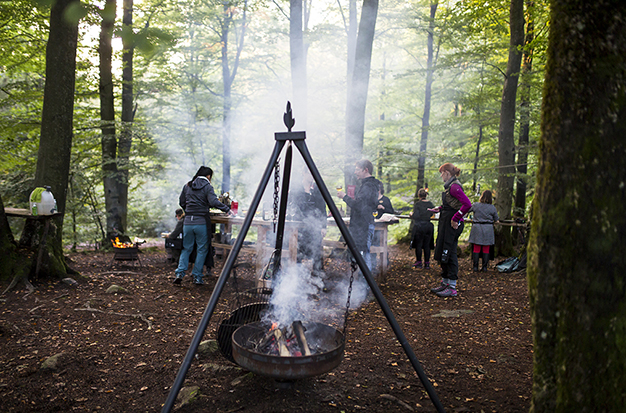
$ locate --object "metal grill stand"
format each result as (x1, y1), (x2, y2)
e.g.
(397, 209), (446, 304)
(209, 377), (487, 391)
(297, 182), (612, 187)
(110, 245), (142, 267)
(162, 103), (446, 413)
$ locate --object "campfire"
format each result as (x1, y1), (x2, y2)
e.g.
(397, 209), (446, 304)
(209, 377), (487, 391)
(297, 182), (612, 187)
(252, 321), (312, 357)
(109, 237), (144, 267)
(231, 320), (345, 380)
(111, 237), (134, 248)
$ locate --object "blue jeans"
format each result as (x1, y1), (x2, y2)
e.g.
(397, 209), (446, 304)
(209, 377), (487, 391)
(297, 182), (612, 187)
(175, 224), (209, 281)
(364, 223), (375, 271)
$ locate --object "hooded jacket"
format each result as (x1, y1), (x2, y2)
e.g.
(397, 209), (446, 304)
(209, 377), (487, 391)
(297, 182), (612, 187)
(179, 177), (230, 225)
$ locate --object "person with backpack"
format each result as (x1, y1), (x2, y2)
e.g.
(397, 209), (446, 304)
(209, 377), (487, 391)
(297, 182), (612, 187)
(468, 190), (499, 272)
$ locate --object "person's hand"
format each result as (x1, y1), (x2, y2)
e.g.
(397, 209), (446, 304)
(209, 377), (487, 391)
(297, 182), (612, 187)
(228, 210), (236, 217)
(451, 219), (459, 230)
(377, 204), (384, 210)
(409, 211), (413, 217)
(337, 190), (346, 199)
(427, 207), (440, 213)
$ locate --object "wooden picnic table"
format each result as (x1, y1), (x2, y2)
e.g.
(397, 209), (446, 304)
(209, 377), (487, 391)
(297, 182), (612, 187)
(210, 213), (396, 276)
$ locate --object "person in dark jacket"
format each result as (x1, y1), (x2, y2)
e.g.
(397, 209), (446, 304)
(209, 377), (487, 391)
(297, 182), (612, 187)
(375, 181), (394, 219)
(337, 159), (379, 270)
(166, 209), (185, 263)
(410, 188), (435, 269)
(291, 168), (327, 275)
(174, 166), (231, 285)
(429, 163), (471, 297)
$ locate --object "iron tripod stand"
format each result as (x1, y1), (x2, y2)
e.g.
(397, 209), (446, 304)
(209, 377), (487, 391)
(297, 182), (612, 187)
(161, 105), (446, 413)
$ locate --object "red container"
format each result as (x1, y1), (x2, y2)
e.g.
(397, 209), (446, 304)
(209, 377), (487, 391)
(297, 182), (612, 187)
(231, 201), (238, 215)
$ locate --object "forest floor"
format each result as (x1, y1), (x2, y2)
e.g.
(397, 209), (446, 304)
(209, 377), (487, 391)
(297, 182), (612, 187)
(0, 242), (532, 413)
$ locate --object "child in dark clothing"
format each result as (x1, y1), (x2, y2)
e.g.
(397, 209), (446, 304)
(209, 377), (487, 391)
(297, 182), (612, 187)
(410, 188), (435, 268)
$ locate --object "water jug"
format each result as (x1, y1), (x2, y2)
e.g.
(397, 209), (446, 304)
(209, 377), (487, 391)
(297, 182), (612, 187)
(29, 186), (57, 216)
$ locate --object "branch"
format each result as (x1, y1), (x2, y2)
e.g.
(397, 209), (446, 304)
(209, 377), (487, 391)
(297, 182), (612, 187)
(75, 302), (153, 329)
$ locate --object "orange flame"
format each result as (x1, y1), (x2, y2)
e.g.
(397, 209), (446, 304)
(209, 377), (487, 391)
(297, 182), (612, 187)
(111, 237), (134, 248)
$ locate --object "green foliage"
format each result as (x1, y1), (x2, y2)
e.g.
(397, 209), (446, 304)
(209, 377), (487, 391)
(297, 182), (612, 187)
(0, 0), (549, 247)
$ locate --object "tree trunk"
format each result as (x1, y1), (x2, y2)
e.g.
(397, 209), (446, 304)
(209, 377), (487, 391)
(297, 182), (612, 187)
(99, 0), (122, 240)
(494, 0), (524, 256)
(529, 1), (626, 411)
(116, 0), (134, 236)
(17, 0), (79, 279)
(343, 0), (358, 191)
(220, 0), (247, 194)
(514, 0), (534, 219)
(414, 1), (437, 207)
(344, 0), (378, 179)
(290, 0), (307, 128)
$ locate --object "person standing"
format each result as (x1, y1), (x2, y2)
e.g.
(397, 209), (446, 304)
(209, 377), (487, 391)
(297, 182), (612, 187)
(337, 159), (379, 270)
(174, 166), (232, 285)
(410, 188), (435, 269)
(166, 208), (185, 263)
(468, 190), (499, 272)
(375, 181), (395, 219)
(291, 168), (327, 275)
(429, 163), (472, 297)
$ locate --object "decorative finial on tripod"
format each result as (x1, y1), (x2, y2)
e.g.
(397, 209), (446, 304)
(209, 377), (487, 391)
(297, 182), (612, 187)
(283, 101), (295, 132)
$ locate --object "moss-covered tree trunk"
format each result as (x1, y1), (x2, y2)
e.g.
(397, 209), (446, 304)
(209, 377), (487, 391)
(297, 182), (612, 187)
(16, 0), (79, 281)
(528, 1), (626, 411)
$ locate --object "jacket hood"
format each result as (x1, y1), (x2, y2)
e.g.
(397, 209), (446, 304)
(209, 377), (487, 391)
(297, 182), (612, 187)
(191, 177), (210, 190)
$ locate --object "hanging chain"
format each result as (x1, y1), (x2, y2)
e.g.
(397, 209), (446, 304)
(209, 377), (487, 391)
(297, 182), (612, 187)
(231, 267), (243, 309)
(342, 259), (358, 339)
(272, 159), (280, 233)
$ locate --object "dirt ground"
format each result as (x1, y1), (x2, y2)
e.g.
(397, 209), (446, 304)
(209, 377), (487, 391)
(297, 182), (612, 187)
(0, 243), (532, 413)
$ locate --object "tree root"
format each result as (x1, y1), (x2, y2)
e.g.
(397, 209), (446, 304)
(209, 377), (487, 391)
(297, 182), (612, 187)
(1, 273), (35, 297)
(74, 301), (153, 329)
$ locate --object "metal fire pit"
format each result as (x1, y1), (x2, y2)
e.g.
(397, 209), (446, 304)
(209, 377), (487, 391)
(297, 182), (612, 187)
(111, 245), (142, 267)
(231, 321), (345, 380)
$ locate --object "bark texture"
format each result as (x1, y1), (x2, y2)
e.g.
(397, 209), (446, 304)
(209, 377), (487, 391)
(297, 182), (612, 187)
(414, 1), (437, 200)
(344, 0), (378, 165)
(18, 0), (79, 279)
(495, 0), (524, 255)
(529, 1), (626, 411)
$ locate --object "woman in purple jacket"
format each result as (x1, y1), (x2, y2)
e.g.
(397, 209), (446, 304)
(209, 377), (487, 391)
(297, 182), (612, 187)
(429, 163), (472, 297)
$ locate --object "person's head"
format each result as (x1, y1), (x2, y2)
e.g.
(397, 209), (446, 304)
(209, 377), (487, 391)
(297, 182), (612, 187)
(175, 208), (185, 220)
(378, 181), (385, 196)
(354, 159), (373, 180)
(189, 166), (213, 185)
(438, 163), (461, 182)
(479, 190), (494, 204)
(418, 188), (428, 200)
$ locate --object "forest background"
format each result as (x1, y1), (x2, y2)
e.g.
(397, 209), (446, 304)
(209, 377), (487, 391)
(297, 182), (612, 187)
(0, 0), (547, 249)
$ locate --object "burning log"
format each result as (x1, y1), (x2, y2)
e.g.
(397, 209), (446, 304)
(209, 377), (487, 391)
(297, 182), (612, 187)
(272, 328), (291, 357)
(292, 321), (311, 356)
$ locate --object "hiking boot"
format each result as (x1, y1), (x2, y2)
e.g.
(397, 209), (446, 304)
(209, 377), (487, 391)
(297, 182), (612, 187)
(424, 262), (430, 269)
(173, 276), (183, 285)
(430, 282), (448, 293)
(436, 286), (458, 297)
(413, 261), (422, 269)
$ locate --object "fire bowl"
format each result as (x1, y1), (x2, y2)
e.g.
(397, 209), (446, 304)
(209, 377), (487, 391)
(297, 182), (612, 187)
(232, 321), (345, 380)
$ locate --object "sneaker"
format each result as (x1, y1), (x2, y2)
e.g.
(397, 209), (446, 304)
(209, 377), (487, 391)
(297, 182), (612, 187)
(413, 261), (422, 269)
(429, 282), (448, 293)
(436, 286), (458, 297)
(173, 276), (183, 285)
(424, 262), (430, 269)
(194, 278), (204, 286)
